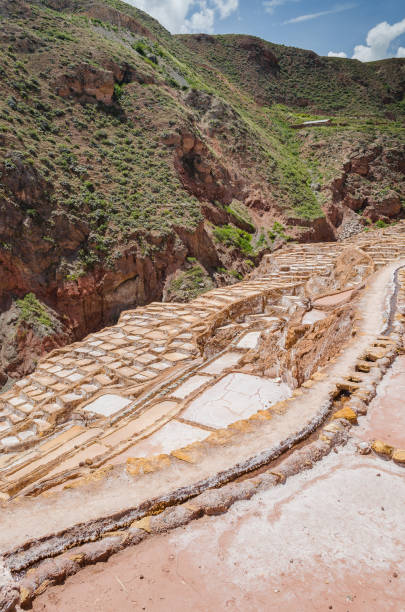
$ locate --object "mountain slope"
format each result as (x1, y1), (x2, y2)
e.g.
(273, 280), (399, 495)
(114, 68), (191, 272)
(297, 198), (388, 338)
(178, 33), (405, 116)
(0, 0), (404, 384)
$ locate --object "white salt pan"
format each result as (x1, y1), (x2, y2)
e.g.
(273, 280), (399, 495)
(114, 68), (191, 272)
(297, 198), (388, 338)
(201, 352), (242, 375)
(172, 375), (211, 399)
(182, 372), (291, 429)
(302, 309), (327, 325)
(127, 420), (208, 458)
(236, 332), (261, 349)
(83, 394), (131, 417)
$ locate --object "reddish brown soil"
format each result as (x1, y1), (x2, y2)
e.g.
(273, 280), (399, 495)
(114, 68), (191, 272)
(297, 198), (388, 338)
(32, 451), (405, 612)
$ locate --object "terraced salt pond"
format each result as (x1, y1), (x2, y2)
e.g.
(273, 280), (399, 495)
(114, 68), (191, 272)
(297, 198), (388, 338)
(181, 373), (292, 429)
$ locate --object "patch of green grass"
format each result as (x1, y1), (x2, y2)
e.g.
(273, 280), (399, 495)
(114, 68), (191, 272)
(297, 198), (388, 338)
(16, 293), (56, 333)
(268, 221), (292, 242)
(168, 265), (213, 302)
(214, 224), (253, 254)
(225, 200), (255, 232)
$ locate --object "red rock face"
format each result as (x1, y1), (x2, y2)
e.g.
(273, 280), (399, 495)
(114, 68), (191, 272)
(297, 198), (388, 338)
(324, 143), (405, 235)
(83, 3), (153, 39)
(239, 36), (279, 72)
(364, 195), (402, 221)
(0, 238), (187, 383)
(55, 63), (115, 105)
(350, 156), (370, 176)
(173, 131), (238, 205)
(0, 303), (73, 382)
(1, 155), (51, 205)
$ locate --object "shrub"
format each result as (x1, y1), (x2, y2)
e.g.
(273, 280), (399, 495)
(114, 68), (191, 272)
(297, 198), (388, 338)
(113, 83), (124, 101)
(84, 180), (95, 192)
(225, 200), (255, 233)
(16, 293), (56, 332)
(94, 129), (108, 141)
(268, 221), (292, 242)
(133, 41), (147, 56)
(213, 224), (253, 254)
(168, 265), (213, 301)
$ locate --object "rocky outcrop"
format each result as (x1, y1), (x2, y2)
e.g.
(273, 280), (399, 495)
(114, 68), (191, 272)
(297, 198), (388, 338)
(55, 58), (155, 104)
(83, 3), (153, 39)
(165, 130), (240, 205)
(0, 0), (32, 18)
(55, 63), (116, 104)
(323, 202), (364, 240)
(325, 143), (405, 233)
(238, 36), (279, 73)
(294, 216), (336, 242)
(0, 301), (72, 386)
(0, 217), (219, 370)
(174, 222), (220, 270)
(0, 24), (43, 52)
(363, 194), (401, 222)
(57, 234), (187, 336)
(1, 154), (51, 207)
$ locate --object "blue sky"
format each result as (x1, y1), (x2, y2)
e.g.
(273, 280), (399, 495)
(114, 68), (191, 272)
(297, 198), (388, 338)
(127, 1), (405, 60)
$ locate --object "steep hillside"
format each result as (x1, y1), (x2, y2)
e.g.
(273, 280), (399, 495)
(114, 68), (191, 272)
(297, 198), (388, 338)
(179, 34), (405, 116)
(0, 0), (404, 384)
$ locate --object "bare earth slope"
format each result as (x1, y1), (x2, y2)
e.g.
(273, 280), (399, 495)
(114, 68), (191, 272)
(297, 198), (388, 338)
(0, 0), (404, 387)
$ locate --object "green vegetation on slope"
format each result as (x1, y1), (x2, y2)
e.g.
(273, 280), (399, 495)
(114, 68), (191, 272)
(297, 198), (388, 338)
(166, 263), (214, 302)
(0, 0), (403, 285)
(16, 293), (57, 333)
(178, 33), (405, 117)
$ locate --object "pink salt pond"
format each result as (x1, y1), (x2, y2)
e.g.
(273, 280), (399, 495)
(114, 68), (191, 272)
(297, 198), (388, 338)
(313, 288), (354, 308)
(181, 372), (291, 429)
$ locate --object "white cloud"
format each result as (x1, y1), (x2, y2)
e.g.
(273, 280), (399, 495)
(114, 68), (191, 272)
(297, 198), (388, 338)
(352, 18), (405, 61)
(184, 3), (215, 33)
(284, 3), (356, 25)
(328, 51), (347, 57)
(214, 0), (239, 19)
(397, 46), (405, 58)
(125, 0), (238, 33)
(263, 0), (299, 15)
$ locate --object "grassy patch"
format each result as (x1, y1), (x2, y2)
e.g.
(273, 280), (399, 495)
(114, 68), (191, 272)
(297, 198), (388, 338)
(16, 293), (57, 334)
(268, 221), (292, 242)
(167, 265), (213, 302)
(225, 200), (255, 232)
(214, 224), (253, 254)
